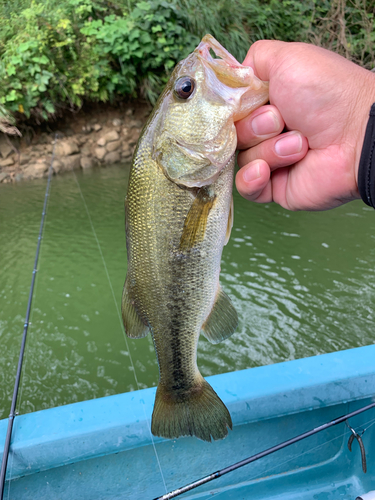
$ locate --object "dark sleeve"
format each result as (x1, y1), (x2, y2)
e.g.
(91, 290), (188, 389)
(358, 103), (375, 208)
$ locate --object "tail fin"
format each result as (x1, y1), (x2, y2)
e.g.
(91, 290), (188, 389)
(151, 376), (232, 442)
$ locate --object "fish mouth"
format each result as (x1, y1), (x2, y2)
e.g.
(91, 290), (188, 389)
(195, 35), (256, 88)
(195, 34), (269, 121)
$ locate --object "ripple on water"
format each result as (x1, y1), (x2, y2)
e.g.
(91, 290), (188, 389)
(1, 168), (375, 414)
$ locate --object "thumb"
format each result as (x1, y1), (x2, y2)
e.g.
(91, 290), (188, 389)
(243, 40), (288, 81)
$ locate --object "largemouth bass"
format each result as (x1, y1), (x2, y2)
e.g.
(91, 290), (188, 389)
(122, 35), (268, 441)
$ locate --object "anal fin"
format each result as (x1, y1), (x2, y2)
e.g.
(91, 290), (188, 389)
(121, 278), (149, 339)
(202, 286), (238, 344)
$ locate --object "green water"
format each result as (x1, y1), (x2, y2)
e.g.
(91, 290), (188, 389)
(1, 164), (375, 419)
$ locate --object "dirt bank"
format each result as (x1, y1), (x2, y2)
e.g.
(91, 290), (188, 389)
(0, 102), (151, 183)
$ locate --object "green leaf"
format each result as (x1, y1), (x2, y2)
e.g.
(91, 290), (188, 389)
(31, 55), (49, 64)
(5, 90), (18, 102)
(137, 2), (152, 12)
(44, 100), (55, 113)
(18, 41), (31, 52)
(128, 28), (140, 42)
(6, 65), (16, 76)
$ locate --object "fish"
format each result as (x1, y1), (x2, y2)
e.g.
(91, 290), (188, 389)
(122, 34), (268, 442)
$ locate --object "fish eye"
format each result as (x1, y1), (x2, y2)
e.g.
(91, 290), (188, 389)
(174, 77), (195, 100)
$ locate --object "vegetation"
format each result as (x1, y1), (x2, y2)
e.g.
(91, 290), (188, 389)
(0, 0), (374, 125)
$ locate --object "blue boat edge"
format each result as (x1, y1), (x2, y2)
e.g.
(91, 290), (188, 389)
(1, 344), (375, 499)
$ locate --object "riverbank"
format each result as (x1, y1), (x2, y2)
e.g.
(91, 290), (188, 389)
(0, 102), (151, 183)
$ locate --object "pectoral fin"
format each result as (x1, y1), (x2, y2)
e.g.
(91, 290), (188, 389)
(179, 187), (216, 251)
(121, 279), (149, 339)
(224, 196), (233, 246)
(202, 286), (238, 344)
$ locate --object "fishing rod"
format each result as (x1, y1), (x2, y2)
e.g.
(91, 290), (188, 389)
(153, 399), (375, 500)
(0, 136), (57, 500)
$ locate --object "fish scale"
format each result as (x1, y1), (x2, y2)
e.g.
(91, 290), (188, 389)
(122, 35), (269, 441)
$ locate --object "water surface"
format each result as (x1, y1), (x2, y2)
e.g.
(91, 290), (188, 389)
(1, 165), (375, 418)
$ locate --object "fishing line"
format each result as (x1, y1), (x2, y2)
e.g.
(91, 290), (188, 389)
(245, 413), (375, 488)
(220, 413), (375, 499)
(4, 185), (51, 500)
(153, 400), (375, 500)
(17, 162), (54, 418)
(72, 170), (168, 494)
(5, 449), (13, 500)
(0, 136), (58, 500)
(73, 169), (375, 499)
(194, 423), (362, 500)
(197, 425), (355, 500)
(359, 415), (375, 433)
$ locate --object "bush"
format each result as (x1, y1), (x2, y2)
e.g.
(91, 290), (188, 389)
(0, 0), (199, 122)
(0, 0), (374, 125)
(79, 2), (199, 104)
(306, 0), (375, 69)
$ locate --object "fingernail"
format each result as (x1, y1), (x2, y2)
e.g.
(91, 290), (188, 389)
(252, 111), (279, 136)
(243, 163), (261, 183)
(275, 133), (302, 156)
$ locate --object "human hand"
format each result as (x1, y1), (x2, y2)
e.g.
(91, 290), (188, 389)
(235, 41), (375, 210)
